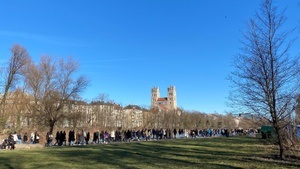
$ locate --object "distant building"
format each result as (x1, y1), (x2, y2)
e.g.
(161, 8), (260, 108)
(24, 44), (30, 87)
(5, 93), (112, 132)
(151, 86), (177, 111)
(123, 105), (143, 129)
(1, 86), (181, 130)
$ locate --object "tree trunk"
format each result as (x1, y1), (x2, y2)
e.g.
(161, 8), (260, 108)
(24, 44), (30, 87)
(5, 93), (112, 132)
(49, 121), (55, 134)
(274, 125), (285, 160)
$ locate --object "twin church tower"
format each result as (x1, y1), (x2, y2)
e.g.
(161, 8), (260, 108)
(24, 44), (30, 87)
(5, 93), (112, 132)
(151, 86), (177, 110)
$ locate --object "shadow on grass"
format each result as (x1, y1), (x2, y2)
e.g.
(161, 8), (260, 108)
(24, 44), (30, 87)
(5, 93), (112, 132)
(38, 142), (243, 168)
(0, 136), (299, 169)
(0, 156), (14, 169)
(44, 137), (298, 168)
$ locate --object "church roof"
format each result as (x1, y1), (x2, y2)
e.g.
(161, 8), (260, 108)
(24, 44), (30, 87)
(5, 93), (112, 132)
(157, 97), (168, 101)
(151, 104), (168, 111)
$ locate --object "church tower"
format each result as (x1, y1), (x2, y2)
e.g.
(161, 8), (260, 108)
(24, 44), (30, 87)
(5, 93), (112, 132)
(151, 87), (160, 108)
(167, 86), (177, 110)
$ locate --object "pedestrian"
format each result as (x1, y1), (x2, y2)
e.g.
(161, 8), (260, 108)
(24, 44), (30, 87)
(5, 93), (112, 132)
(86, 132), (90, 144)
(8, 133), (15, 150)
(23, 132), (28, 143)
(63, 131), (66, 146)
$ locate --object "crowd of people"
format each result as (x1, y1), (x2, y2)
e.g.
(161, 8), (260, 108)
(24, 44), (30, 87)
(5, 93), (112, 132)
(1, 132), (17, 150)
(1, 131), (40, 150)
(45, 128), (253, 147)
(1, 128), (256, 149)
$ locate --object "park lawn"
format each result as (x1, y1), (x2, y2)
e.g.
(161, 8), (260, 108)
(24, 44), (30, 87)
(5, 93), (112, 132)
(0, 136), (299, 169)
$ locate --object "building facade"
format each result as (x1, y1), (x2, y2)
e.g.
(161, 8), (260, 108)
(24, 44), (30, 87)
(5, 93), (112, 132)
(151, 86), (177, 111)
(2, 86), (180, 130)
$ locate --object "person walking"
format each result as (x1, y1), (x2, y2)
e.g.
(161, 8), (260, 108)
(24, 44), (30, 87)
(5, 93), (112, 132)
(8, 133), (15, 150)
(23, 132), (28, 143)
(86, 132), (90, 145)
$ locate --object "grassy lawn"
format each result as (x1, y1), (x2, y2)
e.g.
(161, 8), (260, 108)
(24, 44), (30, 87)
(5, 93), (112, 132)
(0, 136), (299, 169)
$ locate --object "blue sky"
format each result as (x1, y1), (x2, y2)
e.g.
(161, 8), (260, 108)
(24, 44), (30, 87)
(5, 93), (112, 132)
(0, 1), (299, 113)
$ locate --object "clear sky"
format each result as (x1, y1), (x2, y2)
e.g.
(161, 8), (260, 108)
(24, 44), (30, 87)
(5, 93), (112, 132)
(0, 1), (299, 113)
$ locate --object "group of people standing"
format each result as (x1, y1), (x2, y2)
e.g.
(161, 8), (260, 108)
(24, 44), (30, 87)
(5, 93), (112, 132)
(46, 128), (231, 147)
(1, 132), (17, 150)
(1, 131), (41, 150)
(46, 130), (91, 146)
(2, 128), (239, 149)
(1, 132), (21, 150)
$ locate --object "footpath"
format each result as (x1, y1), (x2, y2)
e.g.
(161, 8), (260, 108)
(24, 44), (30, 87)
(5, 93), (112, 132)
(13, 143), (44, 149)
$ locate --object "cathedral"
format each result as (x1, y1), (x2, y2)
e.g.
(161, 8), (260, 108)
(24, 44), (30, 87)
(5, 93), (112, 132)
(151, 86), (177, 111)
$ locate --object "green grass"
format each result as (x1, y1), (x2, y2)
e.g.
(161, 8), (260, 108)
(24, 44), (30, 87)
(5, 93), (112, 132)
(0, 136), (299, 169)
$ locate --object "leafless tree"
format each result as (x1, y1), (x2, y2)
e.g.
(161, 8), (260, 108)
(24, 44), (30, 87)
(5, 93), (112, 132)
(142, 109), (153, 129)
(23, 56), (89, 134)
(229, 0), (299, 159)
(3, 89), (30, 129)
(63, 100), (88, 128)
(169, 109), (181, 129)
(221, 113), (236, 130)
(91, 96), (119, 129)
(93, 93), (110, 103)
(148, 107), (160, 129)
(179, 111), (193, 129)
(295, 96), (300, 125)
(0, 44), (30, 129)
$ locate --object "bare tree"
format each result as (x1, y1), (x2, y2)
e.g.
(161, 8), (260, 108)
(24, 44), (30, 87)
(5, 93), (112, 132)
(229, 0), (299, 159)
(148, 107), (160, 129)
(93, 93), (110, 103)
(142, 109), (153, 129)
(63, 100), (88, 128)
(23, 56), (89, 134)
(222, 113), (237, 130)
(296, 97), (300, 124)
(4, 89), (29, 129)
(0, 44), (30, 129)
(179, 111), (192, 129)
